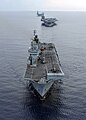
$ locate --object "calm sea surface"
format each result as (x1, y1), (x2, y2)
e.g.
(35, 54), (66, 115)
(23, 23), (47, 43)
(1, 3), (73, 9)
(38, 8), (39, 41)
(0, 11), (86, 120)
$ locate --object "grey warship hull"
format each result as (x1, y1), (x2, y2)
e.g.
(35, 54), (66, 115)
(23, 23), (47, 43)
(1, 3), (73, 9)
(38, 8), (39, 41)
(24, 40), (64, 98)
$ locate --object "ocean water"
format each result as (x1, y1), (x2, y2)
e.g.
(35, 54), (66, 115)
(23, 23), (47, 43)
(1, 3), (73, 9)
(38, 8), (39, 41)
(0, 11), (86, 120)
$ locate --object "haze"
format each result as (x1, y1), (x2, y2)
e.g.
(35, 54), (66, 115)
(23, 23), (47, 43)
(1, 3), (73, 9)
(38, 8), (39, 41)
(0, 0), (86, 11)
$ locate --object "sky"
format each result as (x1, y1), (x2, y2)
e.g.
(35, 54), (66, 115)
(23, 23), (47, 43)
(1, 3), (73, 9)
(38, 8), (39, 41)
(0, 0), (86, 11)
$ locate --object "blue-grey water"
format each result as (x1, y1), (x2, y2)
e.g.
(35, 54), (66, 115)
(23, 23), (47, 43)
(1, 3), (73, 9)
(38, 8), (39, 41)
(0, 11), (86, 120)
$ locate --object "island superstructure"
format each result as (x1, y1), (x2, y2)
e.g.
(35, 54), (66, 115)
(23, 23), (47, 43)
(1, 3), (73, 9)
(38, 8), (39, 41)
(24, 31), (64, 98)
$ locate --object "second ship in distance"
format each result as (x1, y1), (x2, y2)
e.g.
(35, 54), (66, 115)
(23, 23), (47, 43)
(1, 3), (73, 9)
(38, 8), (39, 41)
(37, 11), (58, 27)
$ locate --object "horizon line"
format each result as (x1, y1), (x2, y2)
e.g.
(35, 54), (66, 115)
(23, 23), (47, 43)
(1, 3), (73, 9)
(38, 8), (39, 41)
(0, 10), (86, 12)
